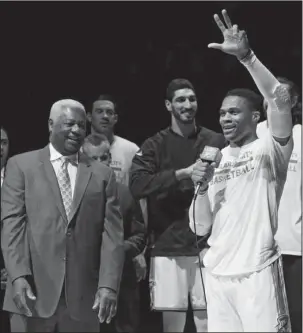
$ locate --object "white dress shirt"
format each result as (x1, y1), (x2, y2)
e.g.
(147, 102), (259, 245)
(49, 143), (78, 198)
(1, 167), (5, 187)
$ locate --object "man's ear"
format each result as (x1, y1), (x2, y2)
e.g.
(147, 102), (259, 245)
(48, 119), (53, 133)
(87, 112), (92, 123)
(165, 99), (172, 112)
(252, 110), (261, 123)
(113, 113), (118, 125)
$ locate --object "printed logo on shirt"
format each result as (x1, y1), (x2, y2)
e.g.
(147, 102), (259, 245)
(210, 151), (255, 185)
(288, 152), (299, 172)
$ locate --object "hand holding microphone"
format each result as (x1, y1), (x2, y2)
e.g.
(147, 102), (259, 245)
(192, 146), (222, 195)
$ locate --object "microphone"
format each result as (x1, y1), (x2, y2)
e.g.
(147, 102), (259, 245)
(194, 146), (223, 197)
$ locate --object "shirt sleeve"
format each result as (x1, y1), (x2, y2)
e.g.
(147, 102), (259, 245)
(241, 54), (292, 139)
(129, 137), (179, 199)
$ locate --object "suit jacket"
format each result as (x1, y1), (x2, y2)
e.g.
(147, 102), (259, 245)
(117, 183), (146, 289)
(1, 145), (125, 323)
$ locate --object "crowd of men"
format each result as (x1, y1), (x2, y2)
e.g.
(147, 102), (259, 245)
(1, 9), (301, 333)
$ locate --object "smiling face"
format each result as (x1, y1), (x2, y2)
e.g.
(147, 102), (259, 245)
(49, 108), (86, 155)
(220, 95), (260, 146)
(88, 100), (118, 136)
(165, 88), (198, 124)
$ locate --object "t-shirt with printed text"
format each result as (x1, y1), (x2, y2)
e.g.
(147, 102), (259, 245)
(204, 131), (294, 276)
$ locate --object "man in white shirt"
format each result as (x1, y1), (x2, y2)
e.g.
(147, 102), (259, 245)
(257, 77), (302, 333)
(189, 10), (293, 332)
(87, 94), (148, 329)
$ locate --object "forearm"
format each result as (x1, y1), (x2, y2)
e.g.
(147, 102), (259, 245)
(124, 232), (146, 259)
(189, 190), (213, 236)
(130, 168), (179, 199)
(241, 52), (292, 138)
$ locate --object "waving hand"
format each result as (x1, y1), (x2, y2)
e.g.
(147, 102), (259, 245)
(208, 9), (250, 60)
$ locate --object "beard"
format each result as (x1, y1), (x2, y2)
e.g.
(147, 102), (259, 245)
(171, 108), (196, 125)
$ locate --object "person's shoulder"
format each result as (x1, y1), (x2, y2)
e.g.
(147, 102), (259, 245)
(8, 149), (43, 168)
(142, 127), (170, 146)
(114, 135), (138, 148)
(199, 126), (223, 138)
(198, 126), (226, 148)
(83, 154), (112, 178)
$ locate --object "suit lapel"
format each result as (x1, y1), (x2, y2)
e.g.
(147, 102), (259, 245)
(39, 146), (68, 222)
(68, 153), (92, 225)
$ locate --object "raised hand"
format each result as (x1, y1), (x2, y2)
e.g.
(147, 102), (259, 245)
(208, 9), (250, 59)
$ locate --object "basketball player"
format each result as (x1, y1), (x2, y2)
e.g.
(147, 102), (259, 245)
(189, 10), (293, 332)
(257, 77), (302, 333)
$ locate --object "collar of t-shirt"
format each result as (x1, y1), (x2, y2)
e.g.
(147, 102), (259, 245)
(169, 125), (201, 139)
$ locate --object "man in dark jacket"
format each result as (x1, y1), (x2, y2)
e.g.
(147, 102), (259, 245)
(83, 134), (147, 333)
(129, 79), (226, 332)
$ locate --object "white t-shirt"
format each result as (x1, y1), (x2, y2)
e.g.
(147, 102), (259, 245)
(109, 135), (148, 226)
(204, 132), (293, 277)
(109, 135), (139, 186)
(257, 121), (302, 256)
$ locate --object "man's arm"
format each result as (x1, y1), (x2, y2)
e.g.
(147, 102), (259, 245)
(98, 170), (125, 292)
(129, 136), (192, 200)
(1, 157), (31, 282)
(189, 191), (213, 236)
(124, 198), (147, 259)
(188, 160), (216, 236)
(208, 9), (292, 143)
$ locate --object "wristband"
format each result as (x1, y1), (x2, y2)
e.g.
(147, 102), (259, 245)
(198, 185), (209, 196)
(239, 49), (257, 66)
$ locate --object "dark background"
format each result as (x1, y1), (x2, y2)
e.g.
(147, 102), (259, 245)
(2, 1), (302, 157)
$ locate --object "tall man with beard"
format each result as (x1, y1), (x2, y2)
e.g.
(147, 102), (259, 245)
(129, 79), (225, 332)
(189, 10), (293, 332)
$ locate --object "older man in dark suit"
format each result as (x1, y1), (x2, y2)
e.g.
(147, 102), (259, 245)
(1, 99), (125, 332)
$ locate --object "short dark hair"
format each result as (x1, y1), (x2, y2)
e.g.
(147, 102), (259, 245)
(277, 77), (302, 125)
(1, 126), (9, 138)
(166, 78), (196, 101)
(83, 133), (109, 147)
(225, 88), (263, 112)
(92, 94), (118, 113)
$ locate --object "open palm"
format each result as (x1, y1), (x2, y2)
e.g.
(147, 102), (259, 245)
(208, 9), (250, 59)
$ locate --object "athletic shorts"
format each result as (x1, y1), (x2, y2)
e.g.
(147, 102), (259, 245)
(149, 256), (206, 311)
(204, 257), (291, 332)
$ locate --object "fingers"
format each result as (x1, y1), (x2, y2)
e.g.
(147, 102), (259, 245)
(14, 293), (32, 316)
(213, 14), (226, 33)
(207, 43), (223, 50)
(222, 9), (233, 29)
(98, 298), (107, 323)
(233, 24), (238, 34)
(106, 302), (117, 324)
(26, 286), (36, 301)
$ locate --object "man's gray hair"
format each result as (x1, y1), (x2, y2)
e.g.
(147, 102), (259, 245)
(49, 99), (86, 123)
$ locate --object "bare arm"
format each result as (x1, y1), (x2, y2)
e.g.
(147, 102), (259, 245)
(208, 9), (292, 143)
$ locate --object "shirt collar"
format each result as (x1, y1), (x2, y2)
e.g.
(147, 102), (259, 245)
(1, 167), (5, 178)
(49, 143), (79, 165)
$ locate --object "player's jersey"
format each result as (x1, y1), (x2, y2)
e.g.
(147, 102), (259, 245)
(258, 122), (302, 256)
(204, 132), (293, 276)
